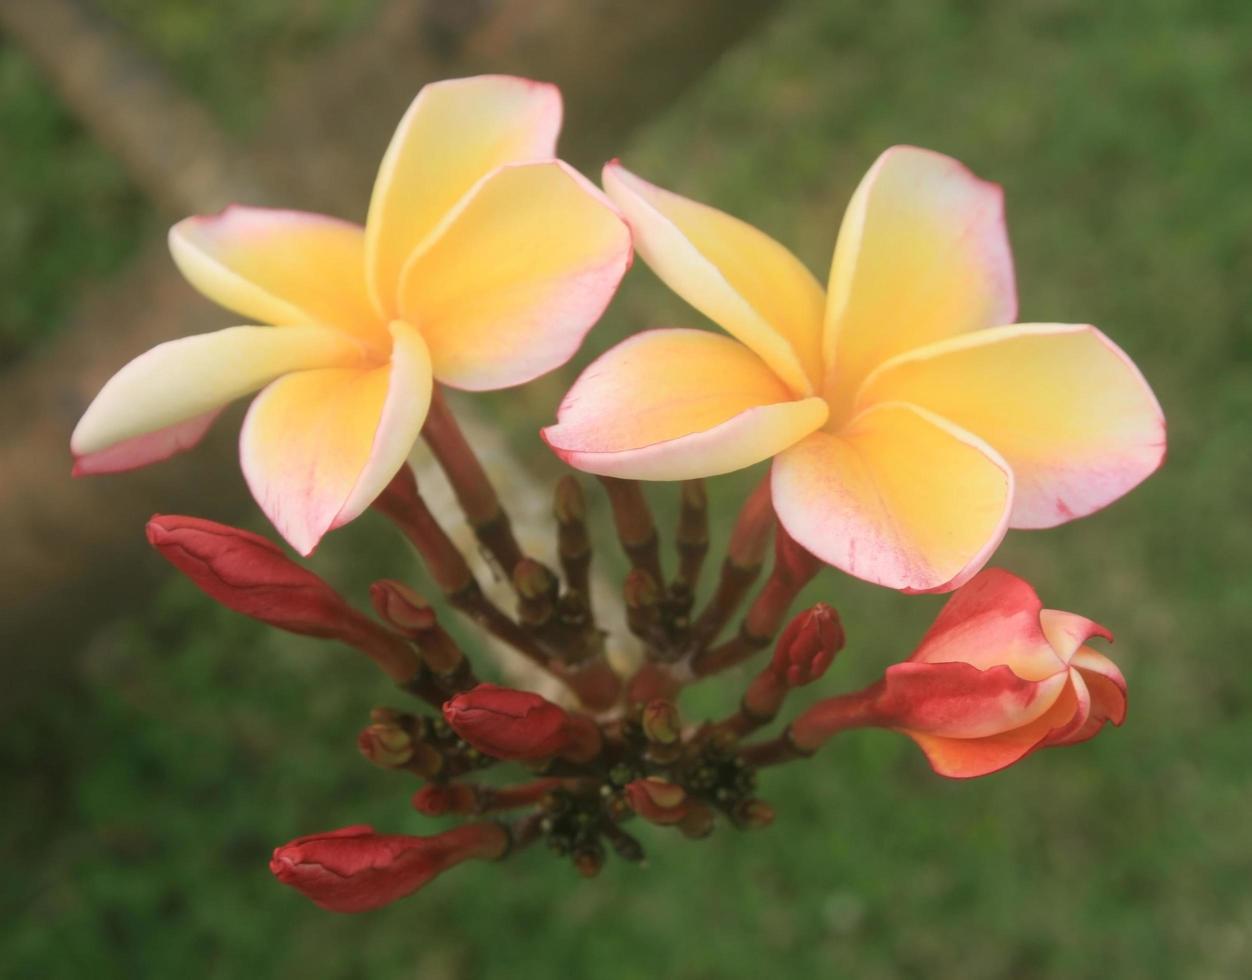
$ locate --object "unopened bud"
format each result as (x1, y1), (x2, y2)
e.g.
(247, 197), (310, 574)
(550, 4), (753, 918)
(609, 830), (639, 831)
(513, 559), (558, 602)
(734, 799), (775, 830)
(357, 722), (414, 768)
(573, 843), (605, 878)
(269, 822), (508, 913)
(640, 700), (681, 745)
(443, 684), (600, 762)
(774, 525), (822, 586)
(411, 783), (477, 816)
(623, 568), (660, 610)
(147, 515), (418, 682)
(369, 580), (436, 634)
(677, 801), (716, 839)
(625, 778), (689, 826)
(770, 603), (844, 687)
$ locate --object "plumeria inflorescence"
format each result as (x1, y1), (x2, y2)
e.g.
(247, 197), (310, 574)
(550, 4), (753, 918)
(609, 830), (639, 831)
(74, 74), (1159, 914)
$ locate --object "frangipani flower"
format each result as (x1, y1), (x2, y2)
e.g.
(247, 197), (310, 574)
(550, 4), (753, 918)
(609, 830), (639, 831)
(788, 568), (1128, 777)
(72, 75), (631, 554)
(544, 148), (1165, 591)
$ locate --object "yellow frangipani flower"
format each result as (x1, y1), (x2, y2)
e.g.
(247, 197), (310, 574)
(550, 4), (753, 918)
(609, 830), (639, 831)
(544, 147), (1164, 592)
(73, 75), (631, 555)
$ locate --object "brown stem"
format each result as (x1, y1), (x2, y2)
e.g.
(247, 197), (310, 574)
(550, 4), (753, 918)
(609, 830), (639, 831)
(675, 479), (709, 590)
(554, 476), (593, 606)
(373, 465), (474, 595)
(422, 388), (525, 576)
(689, 476), (774, 647)
(738, 728), (815, 768)
(598, 477), (664, 585)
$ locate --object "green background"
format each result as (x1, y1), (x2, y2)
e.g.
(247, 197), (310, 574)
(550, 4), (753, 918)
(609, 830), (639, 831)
(3, 0), (1250, 976)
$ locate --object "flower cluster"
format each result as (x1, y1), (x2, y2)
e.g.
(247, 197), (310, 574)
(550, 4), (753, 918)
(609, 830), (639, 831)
(73, 75), (1161, 913)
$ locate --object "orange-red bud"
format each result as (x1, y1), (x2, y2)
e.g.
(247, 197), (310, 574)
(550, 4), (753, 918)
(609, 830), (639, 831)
(769, 603), (844, 687)
(269, 823), (507, 913)
(442, 684), (600, 762)
(625, 778), (689, 825)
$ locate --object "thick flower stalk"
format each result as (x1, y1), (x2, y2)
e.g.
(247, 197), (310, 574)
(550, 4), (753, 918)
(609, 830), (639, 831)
(544, 148), (1165, 592)
(72, 75), (630, 555)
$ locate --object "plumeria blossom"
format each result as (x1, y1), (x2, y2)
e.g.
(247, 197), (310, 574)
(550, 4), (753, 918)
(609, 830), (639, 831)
(544, 147), (1165, 591)
(787, 568), (1128, 778)
(72, 75), (631, 554)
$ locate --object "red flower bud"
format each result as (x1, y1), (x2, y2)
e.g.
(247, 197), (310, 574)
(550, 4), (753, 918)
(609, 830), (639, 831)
(357, 722), (414, 768)
(269, 823), (507, 913)
(773, 524), (822, 587)
(769, 603), (844, 687)
(640, 699), (681, 745)
(147, 515), (418, 681)
(442, 684), (600, 762)
(625, 778), (689, 825)
(411, 783), (477, 816)
(369, 580), (437, 634)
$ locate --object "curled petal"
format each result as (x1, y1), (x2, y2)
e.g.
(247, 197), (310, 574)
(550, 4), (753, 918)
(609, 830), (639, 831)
(875, 661), (1069, 739)
(169, 208), (381, 345)
(543, 329), (827, 480)
(72, 410), (222, 476)
(823, 146), (1016, 421)
(240, 322), (432, 555)
(856, 323), (1166, 527)
(906, 681), (1082, 778)
(365, 75), (562, 317)
(771, 403), (1012, 593)
(603, 161), (823, 395)
(911, 568), (1066, 681)
(1066, 647), (1128, 740)
(71, 325), (362, 467)
(1039, 608), (1114, 664)
(399, 161), (630, 390)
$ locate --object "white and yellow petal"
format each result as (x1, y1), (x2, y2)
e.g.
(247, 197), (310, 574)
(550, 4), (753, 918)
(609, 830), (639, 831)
(169, 208), (381, 345)
(823, 146), (1016, 421)
(365, 75), (562, 318)
(856, 323), (1165, 528)
(240, 322), (432, 555)
(70, 325), (363, 469)
(542, 329), (827, 480)
(398, 161), (629, 390)
(771, 402), (1012, 593)
(602, 161), (824, 395)
(72, 410), (224, 476)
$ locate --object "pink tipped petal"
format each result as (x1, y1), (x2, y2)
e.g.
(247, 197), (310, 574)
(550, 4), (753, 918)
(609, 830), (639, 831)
(70, 325), (362, 462)
(1041, 668), (1093, 747)
(823, 146), (1016, 421)
(856, 323), (1166, 528)
(602, 161), (822, 395)
(875, 661), (1069, 739)
(1070, 647), (1128, 729)
(365, 75), (562, 318)
(911, 568), (1066, 681)
(1039, 608), (1114, 664)
(169, 208), (381, 345)
(906, 682), (1081, 779)
(72, 409), (222, 476)
(240, 323), (432, 555)
(398, 162), (630, 390)
(771, 403), (1012, 593)
(542, 329), (827, 480)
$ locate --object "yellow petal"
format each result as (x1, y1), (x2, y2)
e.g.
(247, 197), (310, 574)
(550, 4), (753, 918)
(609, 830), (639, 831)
(71, 325), (362, 461)
(823, 146), (1016, 422)
(856, 323), (1166, 528)
(169, 208), (382, 347)
(602, 161), (823, 395)
(542, 329), (827, 480)
(398, 162), (630, 390)
(772, 402), (1012, 592)
(240, 322), (432, 555)
(365, 75), (562, 318)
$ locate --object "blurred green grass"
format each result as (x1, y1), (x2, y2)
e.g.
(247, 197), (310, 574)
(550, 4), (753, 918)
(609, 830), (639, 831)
(4, 0), (1251, 977)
